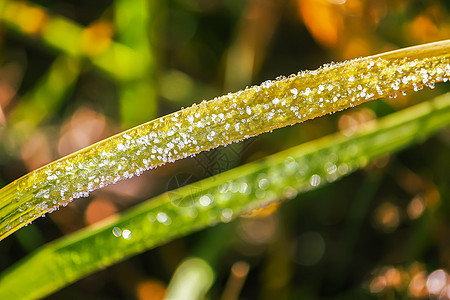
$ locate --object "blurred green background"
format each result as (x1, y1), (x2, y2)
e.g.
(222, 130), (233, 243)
(1, 0), (450, 299)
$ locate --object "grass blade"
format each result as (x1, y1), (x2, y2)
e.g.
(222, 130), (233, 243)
(0, 40), (449, 241)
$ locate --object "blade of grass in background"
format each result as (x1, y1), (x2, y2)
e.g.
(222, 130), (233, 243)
(164, 258), (215, 300)
(1, 93), (450, 299)
(4, 55), (80, 145)
(0, 40), (449, 241)
(0, 0), (145, 81)
(114, 0), (159, 127)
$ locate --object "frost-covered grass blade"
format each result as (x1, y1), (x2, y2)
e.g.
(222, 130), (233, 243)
(0, 40), (449, 241)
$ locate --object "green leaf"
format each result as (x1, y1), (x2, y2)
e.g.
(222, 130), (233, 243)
(1, 92), (450, 299)
(0, 40), (449, 241)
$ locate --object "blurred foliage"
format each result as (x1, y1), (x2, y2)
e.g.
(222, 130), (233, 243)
(0, 0), (450, 299)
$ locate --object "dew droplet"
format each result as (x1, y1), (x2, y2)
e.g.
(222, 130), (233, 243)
(310, 174), (321, 187)
(239, 182), (249, 194)
(338, 163), (349, 175)
(257, 174), (269, 190)
(284, 157), (299, 174)
(290, 88), (298, 98)
(221, 208), (233, 223)
(218, 183), (228, 193)
(122, 229), (132, 240)
(157, 212), (172, 225)
(295, 170), (306, 182)
(255, 189), (266, 199)
(112, 227), (122, 237)
(324, 161), (337, 174)
(199, 194), (213, 207)
(229, 181), (240, 193)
